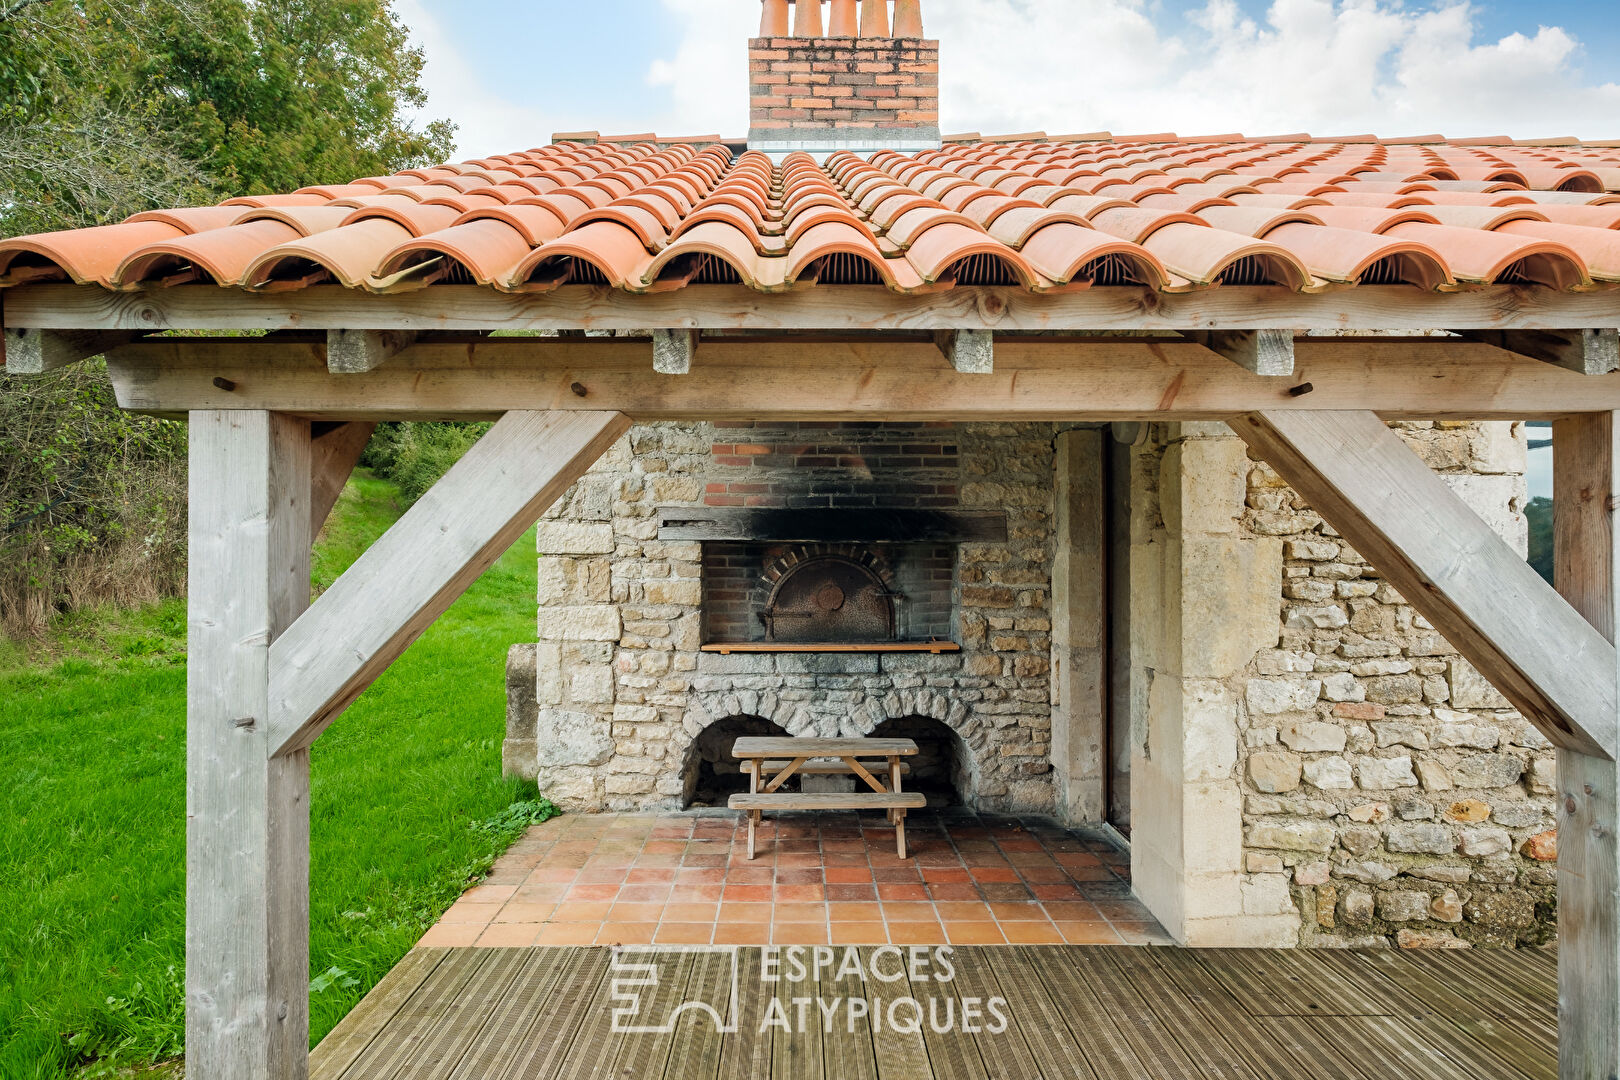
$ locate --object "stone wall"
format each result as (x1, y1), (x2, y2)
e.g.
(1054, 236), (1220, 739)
(1235, 420), (1556, 947)
(504, 421), (1059, 815)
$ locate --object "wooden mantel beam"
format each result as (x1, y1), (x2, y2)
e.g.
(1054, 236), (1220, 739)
(102, 336), (1620, 421)
(8, 281), (1620, 334)
(1233, 409), (1617, 760)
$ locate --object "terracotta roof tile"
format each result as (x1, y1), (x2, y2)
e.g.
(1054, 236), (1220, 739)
(7, 135), (1620, 296)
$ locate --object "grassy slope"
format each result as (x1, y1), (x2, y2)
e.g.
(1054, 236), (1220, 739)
(0, 471), (541, 1077)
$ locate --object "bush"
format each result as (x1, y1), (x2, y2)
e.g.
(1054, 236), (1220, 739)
(360, 422), (491, 505)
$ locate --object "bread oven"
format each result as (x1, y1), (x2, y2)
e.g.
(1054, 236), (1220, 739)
(761, 546), (897, 643)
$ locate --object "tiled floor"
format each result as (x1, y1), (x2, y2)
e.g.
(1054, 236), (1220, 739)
(419, 810), (1170, 948)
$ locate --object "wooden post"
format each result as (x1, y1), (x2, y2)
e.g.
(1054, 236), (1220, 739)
(187, 411), (312, 1079)
(1553, 412), (1620, 1080)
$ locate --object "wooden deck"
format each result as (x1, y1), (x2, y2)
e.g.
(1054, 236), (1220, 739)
(310, 945), (1557, 1079)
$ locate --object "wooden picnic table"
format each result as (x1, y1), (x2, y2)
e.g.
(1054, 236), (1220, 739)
(729, 736), (924, 859)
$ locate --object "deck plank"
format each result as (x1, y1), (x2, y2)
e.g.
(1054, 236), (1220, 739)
(388, 947), (529, 1079)
(607, 951), (696, 1080)
(309, 946), (448, 1080)
(664, 947), (733, 1080)
(718, 949), (776, 1080)
(823, 949), (880, 1080)
(492, 948), (612, 1080)
(770, 949), (824, 1080)
(334, 948), (494, 1080)
(948, 944), (1051, 1080)
(991, 945), (1133, 1078)
(1092, 947), (1263, 1080)
(861, 947), (932, 1080)
(447, 948), (589, 1080)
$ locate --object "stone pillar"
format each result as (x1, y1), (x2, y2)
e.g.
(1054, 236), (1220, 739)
(1050, 428), (1107, 824)
(1128, 423), (1293, 946)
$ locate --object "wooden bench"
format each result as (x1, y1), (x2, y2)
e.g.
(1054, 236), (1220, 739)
(729, 736), (921, 858)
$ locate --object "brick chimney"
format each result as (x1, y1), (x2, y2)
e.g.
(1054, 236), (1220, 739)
(749, 0), (940, 155)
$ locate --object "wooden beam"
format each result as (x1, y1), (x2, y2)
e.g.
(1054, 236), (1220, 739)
(1188, 329), (1295, 376)
(11, 281), (1620, 333)
(102, 336), (1620, 421)
(309, 422), (376, 537)
(267, 410), (629, 757)
(652, 328), (698, 374)
(1231, 409), (1616, 759)
(326, 329), (418, 373)
(2, 327), (137, 372)
(186, 410), (312, 1079)
(934, 329), (994, 373)
(1462, 329), (1620, 375)
(1552, 412), (1620, 1080)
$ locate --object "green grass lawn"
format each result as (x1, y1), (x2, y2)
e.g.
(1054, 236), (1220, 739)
(0, 470), (550, 1078)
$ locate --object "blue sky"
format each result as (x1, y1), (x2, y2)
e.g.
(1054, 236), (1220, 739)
(398, 0), (1620, 157)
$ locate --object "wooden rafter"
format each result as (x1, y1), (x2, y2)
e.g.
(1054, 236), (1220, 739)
(1232, 409), (1616, 760)
(9, 282), (1620, 333)
(267, 410), (629, 757)
(100, 336), (1620, 421)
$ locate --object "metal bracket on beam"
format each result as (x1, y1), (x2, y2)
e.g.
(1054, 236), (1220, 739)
(1188, 330), (1295, 376)
(652, 329), (699, 375)
(2, 328), (140, 373)
(1459, 329), (1620, 375)
(934, 329), (994, 373)
(326, 329), (420, 374)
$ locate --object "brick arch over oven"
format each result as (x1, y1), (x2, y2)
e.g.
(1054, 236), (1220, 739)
(672, 682), (991, 798)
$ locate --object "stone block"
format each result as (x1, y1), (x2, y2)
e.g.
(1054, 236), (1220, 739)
(1371, 722), (1429, 750)
(1364, 675), (1423, 705)
(1457, 827), (1511, 858)
(1377, 891), (1431, 922)
(1356, 755), (1417, 790)
(1284, 605), (1349, 630)
(1522, 831), (1557, 861)
(1449, 753), (1525, 790)
(1246, 819), (1336, 852)
(1447, 658), (1511, 710)
(535, 521), (616, 554)
(569, 663), (615, 704)
(1527, 757), (1557, 796)
(505, 643), (539, 740)
(536, 643), (563, 705)
(1443, 799), (1490, 823)
(1319, 673), (1364, 703)
(1434, 722), (1500, 749)
(535, 708), (615, 767)
(1415, 760), (1453, 791)
(1184, 681), (1237, 782)
(1182, 536), (1283, 679)
(643, 578), (702, 606)
(1442, 473), (1528, 555)
(1280, 721), (1346, 754)
(1386, 821), (1452, 855)
(777, 653), (881, 676)
(1248, 752), (1302, 794)
(696, 652), (777, 675)
(1246, 679), (1322, 716)
(1303, 756), (1353, 790)
(537, 605), (622, 641)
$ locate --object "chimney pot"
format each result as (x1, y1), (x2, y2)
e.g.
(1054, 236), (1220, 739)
(893, 0), (923, 36)
(828, 0), (858, 36)
(858, 0), (888, 36)
(792, 0), (824, 37)
(760, 0), (790, 36)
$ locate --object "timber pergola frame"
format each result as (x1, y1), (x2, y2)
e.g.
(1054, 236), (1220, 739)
(6, 279), (1620, 1080)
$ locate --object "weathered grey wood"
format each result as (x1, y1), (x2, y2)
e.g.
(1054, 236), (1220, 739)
(310, 949), (449, 1080)
(326, 329), (418, 373)
(2, 326), (137, 372)
(1190, 329), (1296, 376)
(934, 328), (994, 373)
(268, 410), (628, 756)
(1553, 411), (1620, 1080)
(859, 947), (931, 1080)
(1232, 409), (1617, 759)
(445, 949), (584, 1080)
(1465, 328), (1620, 375)
(339, 950), (491, 1080)
(309, 422), (376, 537)
(728, 792), (926, 811)
(186, 410), (312, 1080)
(17, 281), (1620, 332)
(732, 737), (920, 757)
(740, 759), (911, 776)
(652, 327), (698, 374)
(493, 949), (613, 1080)
(100, 336), (1620, 421)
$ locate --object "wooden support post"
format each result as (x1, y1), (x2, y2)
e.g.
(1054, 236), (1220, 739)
(1463, 328), (1620, 375)
(3, 327), (138, 372)
(652, 328), (698, 374)
(187, 411), (312, 1080)
(268, 411), (629, 756)
(1231, 409), (1616, 759)
(1553, 412), (1620, 1080)
(309, 422), (376, 537)
(1189, 330), (1295, 376)
(935, 329), (994, 373)
(326, 329), (418, 373)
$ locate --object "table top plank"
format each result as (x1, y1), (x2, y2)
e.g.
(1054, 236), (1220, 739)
(732, 737), (918, 757)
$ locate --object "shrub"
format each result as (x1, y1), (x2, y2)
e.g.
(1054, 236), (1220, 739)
(360, 422), (491, 505)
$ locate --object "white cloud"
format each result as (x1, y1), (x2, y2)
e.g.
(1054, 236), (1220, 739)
(643, 0), (1620, 141)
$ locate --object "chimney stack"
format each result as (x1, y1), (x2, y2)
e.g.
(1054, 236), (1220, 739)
(749, 0), (940, 156)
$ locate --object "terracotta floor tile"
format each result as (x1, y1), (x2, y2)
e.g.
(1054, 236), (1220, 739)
(880, 902), (936, 923)
(1000, 920), (1064, 944)
(775, 884), (826, 903)
(493, 902), (555, 924)
(935, 901), (994, 922)
(872, 865), (922, 883)
(825, 884), (877, 902)
(625, 867), (676, 884)
(888, 922), (947, 945)
(772, 923), (830, 945)
(1042, 901), (1105, 922)
(552, 901), (614, 922)
(595, 922), (661, 946)
(723, 884), (774, 903)
(475, 923), (540, 947)
(726, 867), (775, 885)
(824, 866), (873, 884)
(776, 868), (824, 886)
(945, 922), (1007, 945)
(655, 923), (716, 945)
(664, 902), (720, 923)
(719, 902), (773, 924)
(643, 840), (687, 854)
(535, 923), (599, 946)
(418, 923), (482, 947)
(1057, 922), (1124, 945)
(527, 867), (580, 883)
(774, 902), (828, 923)
(1096, 901), (1153, 921)
(676, 867), (727, 884)
(979, 883), (1034, 902)
(830, 922), (889, 944)
(512, 884), (568, 904)
(877, 883), (929, 901)
(459, 884), (517, 904)
(968, 866), (1021, 883)
(437, 901), (496, 925)
(990, 903), (1047, 921)
(926, 882), (983, 901)
(616, 885), (672, 905)
(577, 867), (628, 884)
(607, 902), (666, 923)
(713, 923), (772, 946)
(920, 867), (971, 883)
(1113, 921), (1175, 945)
(563, 883), (621, 902)
(828, 902), (884, 922)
